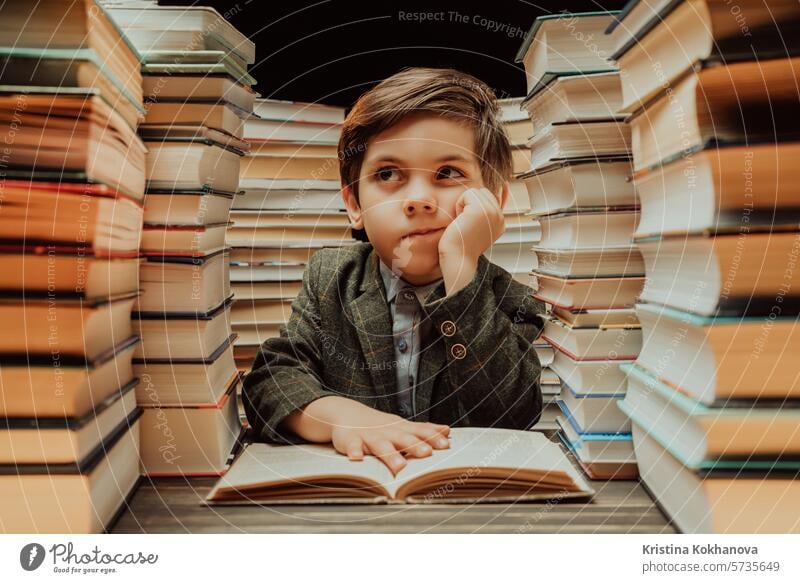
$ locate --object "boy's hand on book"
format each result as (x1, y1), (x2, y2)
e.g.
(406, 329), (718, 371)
(329, 404), (451, 475)
(283, 396), (450, 475)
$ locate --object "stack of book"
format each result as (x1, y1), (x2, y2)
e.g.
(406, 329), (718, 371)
(515, 11), (641, 478)
(229, 98), (352, 372)
(487, 96), (540, 283)
(105, 2), (255, 476)
(609, 0), (800, 532)
(488, 97), (560, 430)
(0, 0), (145, 532)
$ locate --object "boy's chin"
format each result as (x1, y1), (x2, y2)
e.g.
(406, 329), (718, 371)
(380, 251), (441, 281)
(394, 260), (443, 285)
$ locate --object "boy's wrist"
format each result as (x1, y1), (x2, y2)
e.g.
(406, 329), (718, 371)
(285, 396), (357, 442)
(438, 249), (479, 297)
(303, 396), (394, 431)
(309, 395), (361, 427)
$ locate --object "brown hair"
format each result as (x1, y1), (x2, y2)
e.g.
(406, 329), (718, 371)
(338, 67), (513, 200)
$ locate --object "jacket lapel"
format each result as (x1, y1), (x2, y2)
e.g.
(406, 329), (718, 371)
(350, 250), (397, 412)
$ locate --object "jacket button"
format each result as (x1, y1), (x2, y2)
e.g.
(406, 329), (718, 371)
(440, 320), (456, 337)
(451, 343), (467, 359)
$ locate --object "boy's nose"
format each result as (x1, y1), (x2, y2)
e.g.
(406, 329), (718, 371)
(403, 194), (438, 216)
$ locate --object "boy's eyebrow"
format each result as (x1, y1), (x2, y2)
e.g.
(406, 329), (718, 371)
(365, 154), (476, 165)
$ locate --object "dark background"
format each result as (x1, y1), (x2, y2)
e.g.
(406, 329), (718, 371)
(164, 0), (626, 109)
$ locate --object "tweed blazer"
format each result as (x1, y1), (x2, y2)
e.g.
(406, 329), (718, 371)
(242, 242), (547, 444)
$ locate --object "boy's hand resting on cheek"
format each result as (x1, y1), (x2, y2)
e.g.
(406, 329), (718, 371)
(438, 187), (505, 296)
(283, 396), (450, 475)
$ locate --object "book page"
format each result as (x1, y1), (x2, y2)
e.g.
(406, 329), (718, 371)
(209, 440), (395, 499)
(385, 427), (588, 498)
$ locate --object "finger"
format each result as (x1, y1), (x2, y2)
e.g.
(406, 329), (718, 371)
(364, 439), (406, 475)
(391, 432), (433, 459)
(414, 421), (451, 437)
(429, 422), (451, 437)
(411, 424), (451, 449)
(463, 188), (500, 220)
(475, 187), (502, 212)
(454, 191), (467, 217)
(461, 187), (479, 208)
(342, 436), (365, 461)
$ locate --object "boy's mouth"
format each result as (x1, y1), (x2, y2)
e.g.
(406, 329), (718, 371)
(401, 226), (446, 240)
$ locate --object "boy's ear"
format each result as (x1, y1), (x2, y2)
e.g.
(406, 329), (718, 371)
(342, 184), (364, 229)
(497, 181), (509, 211)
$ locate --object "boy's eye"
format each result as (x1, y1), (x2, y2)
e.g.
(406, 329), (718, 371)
(375, 167), (400, 182)
(436, 166), (465, 180)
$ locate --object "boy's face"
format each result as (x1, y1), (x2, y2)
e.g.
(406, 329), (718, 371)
(342, 113), (505, 286)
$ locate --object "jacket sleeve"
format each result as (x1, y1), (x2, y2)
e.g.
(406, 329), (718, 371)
(422, 256), (546, 430)
(242, 251), (340, 444)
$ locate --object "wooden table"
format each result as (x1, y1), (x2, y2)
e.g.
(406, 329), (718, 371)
(110, 431), (676, 534)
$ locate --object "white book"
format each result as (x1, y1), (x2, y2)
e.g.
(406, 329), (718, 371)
(0, 338), (137, 418)
(244, 117), (342, 145)
(232, 323), (283, 345)
(134, 340), (238, 406)
(497, 96), (529, 122)
(139, 383), (242, 476)
(543, 317), (641, 361)
(136, 252), (231, 314)
(630, 421), (800, 533)
(528, 121), (631, 172)
(0, 416), (141, 533)
(230, 299), (292, 325)
(558, 385), (631, 434)
(532, 273), (644, 311)
(0, 383), (137, 465)
(145, 141), (242, 193)
(620, 363), (800, 467)
(144, 190), (234, 226)
(612, 0), (800, 112)
(634, 302), (800, 404)
(523, 159), (634, 216)
(550, 349), (633, 394)
(107, 5), (255, 64)
(556, 417), (634, 463)
(133, 299), (233, 361)
(141, 223), (229, 255)
(234, 181), (344, 212)
(535, 209), (639, 249)
(141, 74), (256, 112)
(252, 98), (345, 124)
(637, 232), (800, 316)
(634, 143), (800, 237)
(515, 12), (618, 96)
(522, 72), (625, 134)
(231, 280), (302, 301)
(230, 263), (307, 283)
(533, 246), (644, 278)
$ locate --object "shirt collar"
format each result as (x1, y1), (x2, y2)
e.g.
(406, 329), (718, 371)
(378, 259), (443, 304)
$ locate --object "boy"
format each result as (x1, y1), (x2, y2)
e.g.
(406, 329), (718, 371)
(243, 67), (547, 474)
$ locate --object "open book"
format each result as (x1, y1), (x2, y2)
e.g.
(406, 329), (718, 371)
(205, 428), (595, 504)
